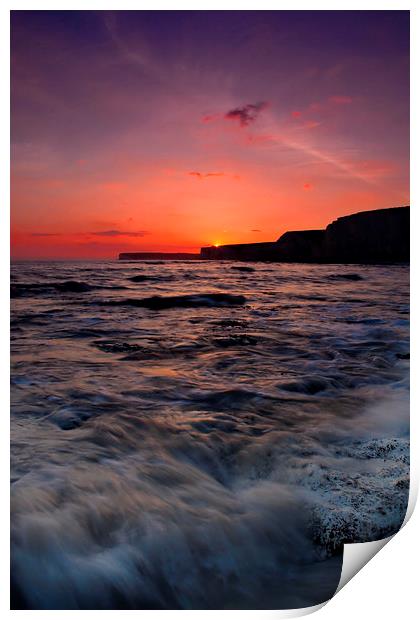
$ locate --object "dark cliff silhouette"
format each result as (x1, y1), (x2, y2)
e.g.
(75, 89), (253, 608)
(200, 206), (409, 263)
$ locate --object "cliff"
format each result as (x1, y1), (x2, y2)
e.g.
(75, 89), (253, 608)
(324, 206), (409, 263)
(200, 206), (409, 263)
(275, 230), (326, 262)
(200, 242), (279, 261)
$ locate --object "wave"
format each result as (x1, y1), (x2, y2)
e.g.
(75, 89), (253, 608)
(10, 389), (408, 609)
(101, 293), (247, 309)
(10, 261), (410, 609)
(11, 281), (127, 297)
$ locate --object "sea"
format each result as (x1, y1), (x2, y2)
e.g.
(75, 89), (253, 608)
(10, 260), (410, 609)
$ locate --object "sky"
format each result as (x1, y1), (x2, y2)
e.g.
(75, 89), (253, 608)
(11, 10), (410, 259)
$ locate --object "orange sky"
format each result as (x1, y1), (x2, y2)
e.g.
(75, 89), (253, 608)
(11, 11), (409, 259)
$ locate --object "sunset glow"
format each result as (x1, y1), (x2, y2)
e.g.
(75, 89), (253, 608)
(11, 11), (409, 259)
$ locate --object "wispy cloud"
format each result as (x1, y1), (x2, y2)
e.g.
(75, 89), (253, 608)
(225, 102), (269, 127)
(89, 230), (149, 237)
(202, 114), (219, 123)
(188, 171), (225, 179)
(278, 138), (383, 184)
(31, 230), (149, 238)
(102, 12), (159, 77)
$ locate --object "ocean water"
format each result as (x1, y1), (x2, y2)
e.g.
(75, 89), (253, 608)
(10, 260), (410, 609)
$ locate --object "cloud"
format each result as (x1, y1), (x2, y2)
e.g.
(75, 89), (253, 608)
(202, 114), (219, 123)
(246, 133), (276, 145)
(102, 13), (158, 77)
(290, 96), (352, 128)
(188, 172), (225, 179)
(225, 102), (268, 127)
(251, 229), (262, 233)
(30, 230), (149, 239)
(89, 230), (149, 237)
(303, 120), (321, 129)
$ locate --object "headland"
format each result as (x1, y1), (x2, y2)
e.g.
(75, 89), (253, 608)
(200, 206), (409, 263)
(119, 206), (409, 263)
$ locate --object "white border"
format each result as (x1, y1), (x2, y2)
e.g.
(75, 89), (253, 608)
(2, 2), (418, 618)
